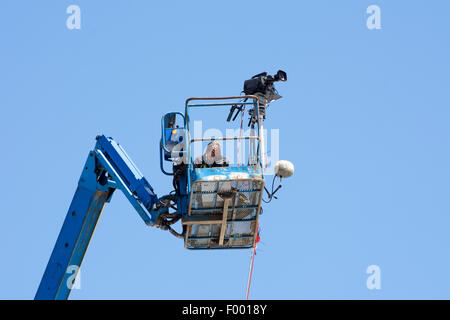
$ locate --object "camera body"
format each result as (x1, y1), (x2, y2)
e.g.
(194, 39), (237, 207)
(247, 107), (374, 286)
(227, 70), (287, 125)
(243, 70), (287, 96)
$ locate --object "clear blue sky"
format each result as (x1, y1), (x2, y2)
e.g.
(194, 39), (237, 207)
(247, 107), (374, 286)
(1, 0), (450, 299)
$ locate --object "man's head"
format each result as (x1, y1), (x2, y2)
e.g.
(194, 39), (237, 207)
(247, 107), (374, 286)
(204, 141), (223, 165)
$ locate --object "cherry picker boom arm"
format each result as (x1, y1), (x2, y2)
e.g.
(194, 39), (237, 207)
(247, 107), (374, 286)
(35, 135), (162, 300)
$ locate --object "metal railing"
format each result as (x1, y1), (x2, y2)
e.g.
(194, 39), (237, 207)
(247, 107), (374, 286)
(184, 96), (264, 193)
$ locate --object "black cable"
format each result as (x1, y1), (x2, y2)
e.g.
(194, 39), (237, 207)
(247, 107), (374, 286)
(262, 175), (278, 203)
(167, 224), (185, 239)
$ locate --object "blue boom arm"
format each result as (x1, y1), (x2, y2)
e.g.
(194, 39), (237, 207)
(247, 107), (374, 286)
(35, 135), (163, 300)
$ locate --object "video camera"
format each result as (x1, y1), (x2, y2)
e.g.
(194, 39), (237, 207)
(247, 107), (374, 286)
(243, 70), (287, 96)
(227, 70), (287, 124)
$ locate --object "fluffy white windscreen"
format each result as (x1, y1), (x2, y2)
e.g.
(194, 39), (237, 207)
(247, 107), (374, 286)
(274, 160), (294, 178)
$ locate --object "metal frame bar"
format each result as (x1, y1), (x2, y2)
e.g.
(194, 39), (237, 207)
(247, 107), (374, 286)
(219, 199), (231, 245)
(190, 136), (259, 143)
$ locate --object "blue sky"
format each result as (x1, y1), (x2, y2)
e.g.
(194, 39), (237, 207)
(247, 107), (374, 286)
(1, 1), (450, 299)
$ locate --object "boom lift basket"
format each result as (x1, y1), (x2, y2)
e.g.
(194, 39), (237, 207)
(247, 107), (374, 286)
(182, 96), (264, 249)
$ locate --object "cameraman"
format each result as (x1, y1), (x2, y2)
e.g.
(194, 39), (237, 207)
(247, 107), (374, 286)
(193, 141), (229, 169)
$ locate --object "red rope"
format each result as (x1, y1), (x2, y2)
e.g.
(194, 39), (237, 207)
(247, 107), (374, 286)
(246, 245), (257, 300)
(246, 224), (260, 300)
